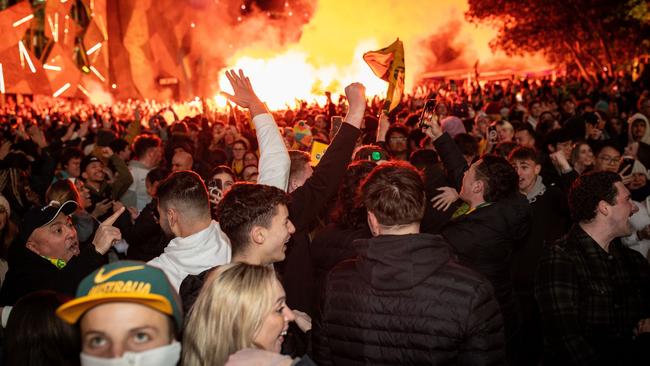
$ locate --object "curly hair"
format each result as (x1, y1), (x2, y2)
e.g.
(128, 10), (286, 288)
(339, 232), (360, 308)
(569, 171), (620, 223)
(331, 161), (376, 229)
(216, 183), (290, 255)
(361, 161), (425, 226)
(475, 154), (519, 203)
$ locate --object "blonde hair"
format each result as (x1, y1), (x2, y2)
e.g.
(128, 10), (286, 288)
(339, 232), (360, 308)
(182, 263), (278, 366)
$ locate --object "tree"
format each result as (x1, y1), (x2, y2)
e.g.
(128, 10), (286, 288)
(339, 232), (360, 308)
(466, 0), (650, 82)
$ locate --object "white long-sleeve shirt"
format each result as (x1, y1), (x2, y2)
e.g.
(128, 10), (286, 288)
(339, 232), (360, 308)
(148, 220), (231, 290)
(253, 113), (290, 191)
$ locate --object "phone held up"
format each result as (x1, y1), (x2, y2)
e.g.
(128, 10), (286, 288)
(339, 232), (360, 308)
(330, 116), (343, 139)
(418, 99), (437, 129)
(488, 125), (498, 143)
(618, 156), (635, 174)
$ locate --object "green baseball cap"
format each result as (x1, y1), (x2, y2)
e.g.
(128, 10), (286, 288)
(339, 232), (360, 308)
(56, 260), (182, 328)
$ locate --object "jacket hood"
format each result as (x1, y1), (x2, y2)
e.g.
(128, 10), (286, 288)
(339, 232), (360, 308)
(354, 233), (452, 291)
(628, 113), (650, 145)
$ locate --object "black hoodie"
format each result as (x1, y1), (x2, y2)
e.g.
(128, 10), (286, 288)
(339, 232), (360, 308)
(312, 233), (506, 365)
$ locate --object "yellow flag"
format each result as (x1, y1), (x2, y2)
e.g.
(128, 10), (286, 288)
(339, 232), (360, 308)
(310, 140), (329, 166)
(632, 56), (645, 82)
(363, 38), (405, 113)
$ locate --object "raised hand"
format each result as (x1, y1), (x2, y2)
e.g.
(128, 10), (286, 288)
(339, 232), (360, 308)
(625, 142), (639, 159)
(377, 111), (390, 142)
(91, 199), (113, 218)
(28, 125), (47, 148)
(431, 186), (459, 211)
(345, 83), (366, 111)
(344, 82), (366, 129)
(78, 121), (89, 138)
(92, 206), (125, 255)
(422, 114), (443, 140)
(549, 151), (572, 174)
(292, 309), (312, 333)
(221, 70), (267, 118)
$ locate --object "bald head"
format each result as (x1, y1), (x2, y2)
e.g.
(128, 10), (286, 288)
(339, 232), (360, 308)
(172, 151), (194, 172)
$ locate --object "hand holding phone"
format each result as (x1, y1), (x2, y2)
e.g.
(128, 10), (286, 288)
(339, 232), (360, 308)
(420, 100), (443, 140)
(619, 156), (635, 174)
(418, 99), (437, 129)
(330, 116), (343, 139)
(488, 125), (498, 143)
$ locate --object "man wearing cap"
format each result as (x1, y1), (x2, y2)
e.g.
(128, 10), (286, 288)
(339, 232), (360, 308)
(57, 260), (182, 366)
(81, 148), (133, 221)
(0, 201), (124, 305)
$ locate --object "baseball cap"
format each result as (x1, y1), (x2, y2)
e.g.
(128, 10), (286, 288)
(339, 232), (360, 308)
(80, 155), (103, 173)
(56, 260), (183, 328)
(19, 200), (77, 243)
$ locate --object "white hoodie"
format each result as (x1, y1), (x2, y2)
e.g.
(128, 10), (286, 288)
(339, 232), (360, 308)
(148, 220), (231, 290)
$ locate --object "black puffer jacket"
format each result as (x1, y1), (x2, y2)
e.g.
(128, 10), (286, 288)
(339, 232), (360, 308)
(312, 233), (506, 366)
(311, 224), (371, 301)
(441, 193), (531, 343)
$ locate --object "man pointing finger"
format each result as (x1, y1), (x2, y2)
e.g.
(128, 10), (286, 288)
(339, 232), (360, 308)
(0, 200), (124, 305)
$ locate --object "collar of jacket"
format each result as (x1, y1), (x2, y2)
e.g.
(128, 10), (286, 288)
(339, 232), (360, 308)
(569, 224), (622, 260)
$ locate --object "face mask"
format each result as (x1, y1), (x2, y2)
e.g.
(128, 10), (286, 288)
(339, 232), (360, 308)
(80, 341), (181, 366)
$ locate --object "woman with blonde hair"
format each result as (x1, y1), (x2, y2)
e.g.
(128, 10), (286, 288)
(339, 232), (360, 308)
(183, 263), (313, 366)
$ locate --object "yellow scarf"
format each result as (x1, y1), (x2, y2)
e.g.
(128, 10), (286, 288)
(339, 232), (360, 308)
(452, 202), (492, 219)
(42, 256), (67, 269)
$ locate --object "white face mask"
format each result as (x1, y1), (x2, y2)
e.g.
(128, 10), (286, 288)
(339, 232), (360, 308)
(80, 341), (181, 366)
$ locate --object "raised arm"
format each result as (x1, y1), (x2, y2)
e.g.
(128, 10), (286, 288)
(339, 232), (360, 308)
(425, 122), (468, 191)
(288, 83), (364, 231)
(222, 69), (290, 191)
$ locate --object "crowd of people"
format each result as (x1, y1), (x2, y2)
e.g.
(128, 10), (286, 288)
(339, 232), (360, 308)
(0, 66), (648, 366)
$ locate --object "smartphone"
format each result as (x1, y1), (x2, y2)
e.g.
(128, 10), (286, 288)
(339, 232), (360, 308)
(330, 116), (343, 138)
(488, 125), (498, 142)
(206, 178), (223, 191)
(419, 99), (437, 129)
(619, 156), (635, 174)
